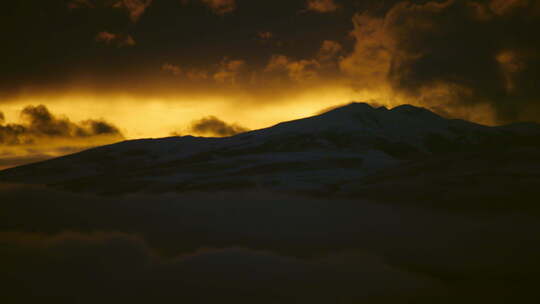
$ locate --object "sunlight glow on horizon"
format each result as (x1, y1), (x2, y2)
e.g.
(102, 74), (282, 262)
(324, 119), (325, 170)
(2, 85), (385, 140)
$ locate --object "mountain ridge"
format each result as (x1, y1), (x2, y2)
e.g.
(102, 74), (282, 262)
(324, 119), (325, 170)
(1, 102), (539, 197)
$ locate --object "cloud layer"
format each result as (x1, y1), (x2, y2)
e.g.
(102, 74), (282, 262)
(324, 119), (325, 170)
(0, 105), (123, 145)
(69, 0), (153, 22)
(188, 116), (249, 137)
(306, 0), (340, 13)
(200, 0), (237, 15)
(1, 231), (434, 303)
(0, 105), (123, 169)
(95, 31), (136, 47)
(0, 186), (539, 303)
(341, 0), (540, 123)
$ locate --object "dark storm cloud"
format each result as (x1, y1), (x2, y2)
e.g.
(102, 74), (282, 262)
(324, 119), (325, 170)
(189, 116), (249, 137)
(343, 0), (540, 123)
(85, 119), (123, 135)
(0, 0), (360, 98)
(0, 105), (123, 145)
(2, 0), (540, 123)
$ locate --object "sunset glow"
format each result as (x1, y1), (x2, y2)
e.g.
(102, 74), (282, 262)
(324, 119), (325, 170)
(1, 0), (539, 168)
(1, 1), (540, 302)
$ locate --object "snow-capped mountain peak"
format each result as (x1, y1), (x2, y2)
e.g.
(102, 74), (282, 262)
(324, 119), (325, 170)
(1, 103), (538, 195)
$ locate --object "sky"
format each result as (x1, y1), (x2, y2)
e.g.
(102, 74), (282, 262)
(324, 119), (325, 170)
(1, 0), (540, 168)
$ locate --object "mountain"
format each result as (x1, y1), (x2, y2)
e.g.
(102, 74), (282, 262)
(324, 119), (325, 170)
(1, 102), (540, 202)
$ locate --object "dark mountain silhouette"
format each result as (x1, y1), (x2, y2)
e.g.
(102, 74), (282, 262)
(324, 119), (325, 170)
(1, 102), (540, 211)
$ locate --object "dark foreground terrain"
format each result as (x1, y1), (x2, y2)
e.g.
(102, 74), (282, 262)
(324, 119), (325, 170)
(1, 103), (540, 303)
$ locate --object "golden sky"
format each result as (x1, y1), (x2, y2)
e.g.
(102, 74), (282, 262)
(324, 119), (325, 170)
(1, 0), (539, 169)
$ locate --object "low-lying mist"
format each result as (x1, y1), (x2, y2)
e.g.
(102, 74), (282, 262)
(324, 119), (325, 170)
(1, 184), (539, 303)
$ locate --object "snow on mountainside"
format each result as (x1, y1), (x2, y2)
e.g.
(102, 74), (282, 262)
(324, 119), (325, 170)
(1, 102), (539, 195)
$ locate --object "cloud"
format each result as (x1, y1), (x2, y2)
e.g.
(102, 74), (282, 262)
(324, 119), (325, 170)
(112, 0), (154, 22)
(0, 105), (123, 146)
(256, 31), (285, 47)
(489, 0), (529, 16)
(186, 69), (210, 81)
(67, 0), (95, 9)
(0, 105), (123, 169)
(200, 0), (236, 15)
(68, 0), (153, 22)
(188, 116), (249, 137)
(95, 31), (136, 47)
(161, 43), (343, 89)
(340, 0), (540, 123)
(0, 186), (539, 303)
(213, 58), (246, 84)
(317, 40), (343, 62)
(258, 31), (273, 40)
(9, 0), (540, 127)
(266, 55), (321, 82)
(161, 63), (182, 76)
(339, 13), (393, 89)
(264, 40), (343, 83)
(83, 119), (123, 135)
(496, 49), (525, 93)
(160, 63), (211, 81)
(0, 230), (437, 304)
(306, 0), (340, 13)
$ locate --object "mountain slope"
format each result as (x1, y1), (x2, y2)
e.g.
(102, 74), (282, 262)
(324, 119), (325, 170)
(1, 102), (539, 196)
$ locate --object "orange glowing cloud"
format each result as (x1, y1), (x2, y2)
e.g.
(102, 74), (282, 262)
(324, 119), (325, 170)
(266, 55), (321, 82)
(161, 63), (182, 76)
(496, 50), (525, 93)
(67, 0), (95, 9)
(264, 40), (344, 83)
(213, 59), (246, 84)
(339, 13), (392, 89)
(258, 31), (273, 40)
(317, 40), (343, 62)
(200, 0), (237, 15)
(95, 31), (136, 47)
(489, 0), (529, 15)
(111, 0), (154, 22)
(306, 0), (340, 13)
(68, 0), (153, 22)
